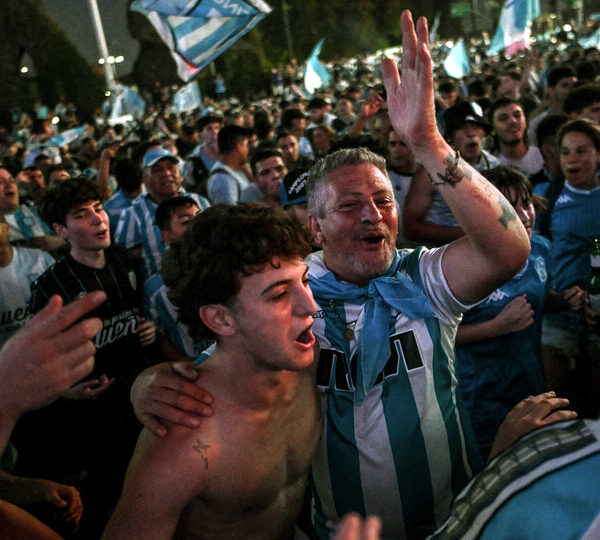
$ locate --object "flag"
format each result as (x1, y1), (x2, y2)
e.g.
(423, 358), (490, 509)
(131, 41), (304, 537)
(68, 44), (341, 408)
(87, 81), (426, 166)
(579, 28), (600, 49)
(304, 38), (331, 96)
(487, 0), (540, 56)
(40, 126), (87, 148)
(173, 81), (203, 113)
(444, 39), (470, 79)
(131, 0), (272, 82)
(111, 85), (146, 121)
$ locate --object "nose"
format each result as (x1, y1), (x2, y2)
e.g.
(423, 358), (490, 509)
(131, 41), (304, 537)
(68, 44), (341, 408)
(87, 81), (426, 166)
(295, 283), (318, 317)
(91, 210), (103, 224)
(360, 200), (383, 223)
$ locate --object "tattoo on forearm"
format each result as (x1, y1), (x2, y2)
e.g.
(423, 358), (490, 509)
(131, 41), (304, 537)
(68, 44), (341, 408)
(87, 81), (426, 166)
(429, 150), (471, 187)
(498, 197), (517, 229)
(193, 439), (210, 470)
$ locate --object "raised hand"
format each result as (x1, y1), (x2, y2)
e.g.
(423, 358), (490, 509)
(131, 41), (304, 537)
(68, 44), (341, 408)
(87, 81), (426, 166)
(382, 11), (441, 153)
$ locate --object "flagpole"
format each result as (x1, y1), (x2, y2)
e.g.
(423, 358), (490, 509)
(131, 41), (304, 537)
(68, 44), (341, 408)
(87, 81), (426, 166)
(87, 0), (116, 93)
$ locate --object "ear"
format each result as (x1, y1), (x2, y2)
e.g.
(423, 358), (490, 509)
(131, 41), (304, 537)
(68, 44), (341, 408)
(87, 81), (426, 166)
(52, 222), (68, 240)
(308, 214), (324, 246)
(199, 304), (236, 337)
(161, 229), (171, 245)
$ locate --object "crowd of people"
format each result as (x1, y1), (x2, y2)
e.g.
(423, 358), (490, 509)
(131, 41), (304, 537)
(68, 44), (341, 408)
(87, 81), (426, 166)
(1, 8), (600, 540)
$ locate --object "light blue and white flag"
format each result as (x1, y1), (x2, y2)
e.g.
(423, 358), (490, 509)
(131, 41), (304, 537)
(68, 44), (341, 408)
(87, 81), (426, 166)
(111, 85), (146, 121)
(579, 27), (600, 49)
(487, 0), (540, 56)
(37, 126), (87, 149)
(131, 0), (272, 82)
(444, 39), (470, 79)
(173, 80), (202, 113)
(304, 38), (331, 96)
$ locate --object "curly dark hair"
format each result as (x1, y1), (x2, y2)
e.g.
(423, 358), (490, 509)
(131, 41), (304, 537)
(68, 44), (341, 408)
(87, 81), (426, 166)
(38, 176), (102, 226)
(162, 203), (313, 341)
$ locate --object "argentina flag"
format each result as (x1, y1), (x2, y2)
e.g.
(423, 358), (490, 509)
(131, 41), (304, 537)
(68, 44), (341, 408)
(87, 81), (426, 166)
(443, 39), (470, 79)
(487, 0), (540, 56)
(131, 0), (272, 82)
(304, 38), (331, 96)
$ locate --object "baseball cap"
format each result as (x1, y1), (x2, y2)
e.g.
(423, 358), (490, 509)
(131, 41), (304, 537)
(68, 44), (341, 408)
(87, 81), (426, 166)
(443, 101), (492, 138)
(142, 147), (178, 169)
(280, 168), (309, 208)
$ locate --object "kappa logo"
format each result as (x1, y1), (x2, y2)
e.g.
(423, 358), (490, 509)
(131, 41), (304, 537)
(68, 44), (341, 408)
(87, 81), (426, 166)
(556, 194), (572, 205)
(485, 290), (509, 303)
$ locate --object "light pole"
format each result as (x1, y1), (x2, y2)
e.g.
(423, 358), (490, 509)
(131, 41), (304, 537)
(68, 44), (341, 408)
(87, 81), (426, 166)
(88, 0), (116, 94)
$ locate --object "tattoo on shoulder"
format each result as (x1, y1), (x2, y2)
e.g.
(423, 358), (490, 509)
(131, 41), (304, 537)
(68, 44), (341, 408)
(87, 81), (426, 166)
(429, 152), (471, 187)
(498, 197), (517, 229)
(193, 439), (210, 470)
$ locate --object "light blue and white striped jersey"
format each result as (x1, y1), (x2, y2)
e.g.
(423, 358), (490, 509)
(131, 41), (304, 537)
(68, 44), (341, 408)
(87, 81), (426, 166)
(114, 190), (209, 282)
(104, 189), (136, 238)
(0, 247), (54, 347)
(307, 247), (483, 539)
(143, 273), (197, 358)
(6, 204), (53, 244)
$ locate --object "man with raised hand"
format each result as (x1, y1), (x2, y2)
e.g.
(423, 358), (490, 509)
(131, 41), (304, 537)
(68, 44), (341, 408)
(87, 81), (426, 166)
(129, 12), (575, 538)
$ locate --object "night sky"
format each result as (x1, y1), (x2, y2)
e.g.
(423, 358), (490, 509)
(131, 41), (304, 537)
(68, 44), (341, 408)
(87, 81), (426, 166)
(41, 0), (138, 75)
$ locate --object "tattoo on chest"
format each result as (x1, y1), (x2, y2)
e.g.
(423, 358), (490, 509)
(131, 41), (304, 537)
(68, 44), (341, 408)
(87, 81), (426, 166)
(193, 439), (210, 470)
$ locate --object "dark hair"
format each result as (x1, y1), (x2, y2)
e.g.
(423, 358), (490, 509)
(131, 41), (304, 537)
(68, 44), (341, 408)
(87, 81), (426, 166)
(163, 204), (312, 341)
(155, 196), (199, 232)
(563, 84), (600, 115)
(281, 109), (306, 131)
(481, 165), (545, 211)
(558, 118), (600, 151)
(197, 114), (223, 132)
(250, 146), (284, 176)
(489, 97), (523, 122)
(275, 130), (297, 142)
(217, 125), (252, 154)
(501, 70), (521, 82)
(536, 113), (568, 147)
(547, 65), (576, 88)
(114, 158), (142, 193)
(38, 176), (101, 226)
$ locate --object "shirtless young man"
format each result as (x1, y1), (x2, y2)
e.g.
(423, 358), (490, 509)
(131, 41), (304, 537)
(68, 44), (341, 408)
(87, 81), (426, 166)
(103, 204), (321, 540)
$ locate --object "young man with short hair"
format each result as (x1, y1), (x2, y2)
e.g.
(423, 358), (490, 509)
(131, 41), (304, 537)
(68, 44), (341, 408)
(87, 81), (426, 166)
(490, 97), (544, 176)
(241, 146), (288, 205)
(205, 125), (253, 204)
(104, 204), (320, 539)
(16, 177), (156, 538)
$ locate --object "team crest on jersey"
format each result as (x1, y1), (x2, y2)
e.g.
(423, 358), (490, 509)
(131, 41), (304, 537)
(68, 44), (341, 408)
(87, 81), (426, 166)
(534, 256), (547, 282)
(128, 270), (137, 290)
(485, 290), (509, 303)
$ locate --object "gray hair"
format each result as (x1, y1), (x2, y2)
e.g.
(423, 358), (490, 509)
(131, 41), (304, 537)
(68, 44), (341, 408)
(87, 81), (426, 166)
(306, 147), (389, 218)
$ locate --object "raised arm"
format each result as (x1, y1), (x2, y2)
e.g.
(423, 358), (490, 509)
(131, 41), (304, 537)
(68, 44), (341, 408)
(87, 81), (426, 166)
(382, 11), (529, 303)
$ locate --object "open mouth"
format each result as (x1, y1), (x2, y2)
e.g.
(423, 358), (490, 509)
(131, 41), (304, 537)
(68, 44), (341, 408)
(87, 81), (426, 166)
(295, 325), (315, 348)
(361, 233), (385, 245)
